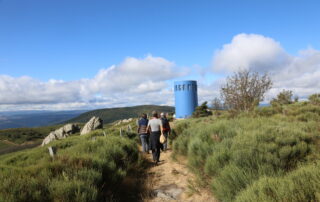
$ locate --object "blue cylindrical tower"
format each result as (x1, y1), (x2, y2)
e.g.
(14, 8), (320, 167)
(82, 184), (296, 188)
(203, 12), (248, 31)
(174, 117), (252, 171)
(174, 80), (198, 118)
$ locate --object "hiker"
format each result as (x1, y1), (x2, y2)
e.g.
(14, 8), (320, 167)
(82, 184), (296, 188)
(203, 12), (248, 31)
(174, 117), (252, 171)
(138, 113), (149, 153)
(160, 112), (171, 151)
(147, 111), (163, 165)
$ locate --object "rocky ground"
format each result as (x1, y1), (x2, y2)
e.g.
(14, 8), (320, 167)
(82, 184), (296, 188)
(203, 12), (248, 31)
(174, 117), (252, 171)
(143, 148), (216, 202)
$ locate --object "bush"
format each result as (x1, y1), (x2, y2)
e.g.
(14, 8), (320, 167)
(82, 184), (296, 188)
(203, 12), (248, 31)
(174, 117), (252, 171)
(192, 101), (212, 118)
(0, 131), (140, 202)
(309, 93), (320, 105)
(235, 162), (320, 202)
(171, 111), (320, 202)
(255, 106), (277, 116)
(271, 89), (294, 106)
(221, 70), (272, 112)
(169, 120), (191, 144)
(297, 112), (320, 122)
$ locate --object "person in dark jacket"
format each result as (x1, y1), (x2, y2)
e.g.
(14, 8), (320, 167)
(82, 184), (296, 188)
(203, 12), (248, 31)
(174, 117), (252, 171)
(160, 112), (171, 151)
(138, 113), (149, 153)
(146, 111), (163, 165)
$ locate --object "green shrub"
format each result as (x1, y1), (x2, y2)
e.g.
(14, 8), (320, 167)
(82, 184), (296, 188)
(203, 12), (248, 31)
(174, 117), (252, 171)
(235, 162), (320, 202)
(0, 132), (140, 202)
(48, 179), (97, 202)
(309, 93), (320, 105)
(255, 106), (277, 116)
(271, 89), (294, 106)
(192, 101), (212, 118)
(171, 110), (320, 202)
(204, 140), (232, 176)
(211, 164), (257, 202)
(187, 136), (214, 175)
(173, 135), (190, 157)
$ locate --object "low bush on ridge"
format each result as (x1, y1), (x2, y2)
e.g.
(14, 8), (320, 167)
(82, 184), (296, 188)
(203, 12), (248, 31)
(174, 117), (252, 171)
(235, 162), (320, 202)
(0, 129), (140, 202)
(172, 102), (320, 201)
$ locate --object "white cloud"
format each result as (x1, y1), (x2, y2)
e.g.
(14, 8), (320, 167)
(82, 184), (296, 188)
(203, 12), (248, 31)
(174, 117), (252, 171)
(0, 55), (185, 110)
(269, 48), (320, 100)
(2, 34), (320, 111)
(0, 75), (83, 104)
(88, 55), (182, 94)
(196, 78), (225, 105)
(213, 33), (290, 72)
(212, 34), (320, 102)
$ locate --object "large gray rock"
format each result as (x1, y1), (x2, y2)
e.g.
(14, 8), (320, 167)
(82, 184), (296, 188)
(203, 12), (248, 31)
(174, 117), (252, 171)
(80, 116), (103, 135)
(42, 132), (57, 146)
(41, 124), (80, 146)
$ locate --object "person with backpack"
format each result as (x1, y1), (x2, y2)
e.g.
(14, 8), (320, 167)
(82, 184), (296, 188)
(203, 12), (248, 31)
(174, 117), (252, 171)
(160, 112), (171, 151)
(146, 111), (163, 165)
(137, 113), (149, 153)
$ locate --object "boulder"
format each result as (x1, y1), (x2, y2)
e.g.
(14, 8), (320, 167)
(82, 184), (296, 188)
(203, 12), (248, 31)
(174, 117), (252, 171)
(54, 127), (66, 139)
(80, 116), (103, 135)
(41, 132), (57, 146)
(63, 123), (78, 134)
(41, 123), (80, 146)
(115, 118), (133, 126)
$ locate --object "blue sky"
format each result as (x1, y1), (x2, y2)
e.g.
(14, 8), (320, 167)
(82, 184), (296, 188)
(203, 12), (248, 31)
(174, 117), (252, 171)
(1, 0), (320, 110)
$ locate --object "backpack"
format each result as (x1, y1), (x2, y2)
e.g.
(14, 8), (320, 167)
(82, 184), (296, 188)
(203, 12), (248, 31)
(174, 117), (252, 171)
(161, 118), (170, 131)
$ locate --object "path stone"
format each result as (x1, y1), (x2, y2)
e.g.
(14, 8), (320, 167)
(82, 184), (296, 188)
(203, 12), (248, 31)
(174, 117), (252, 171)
(153, 184), (183, 200)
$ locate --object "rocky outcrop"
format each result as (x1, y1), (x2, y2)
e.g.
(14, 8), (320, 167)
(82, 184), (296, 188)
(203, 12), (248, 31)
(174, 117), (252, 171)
(41, 124), (80, 146)
(80, 116), (103, 135)
(114, 118), (133, 126)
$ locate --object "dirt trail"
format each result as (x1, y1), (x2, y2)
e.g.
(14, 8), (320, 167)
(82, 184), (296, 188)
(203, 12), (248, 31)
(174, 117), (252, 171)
(144, 148), (217, 202)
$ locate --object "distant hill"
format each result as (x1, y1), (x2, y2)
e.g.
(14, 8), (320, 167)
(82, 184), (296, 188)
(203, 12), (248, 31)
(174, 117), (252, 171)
(66, 105), (175, 124)
(0, 110), (87, 129)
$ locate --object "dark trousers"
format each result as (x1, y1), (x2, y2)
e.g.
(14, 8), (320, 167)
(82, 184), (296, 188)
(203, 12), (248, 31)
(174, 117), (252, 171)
(150, 131), (161, 162)
(152, 148), (160, 162)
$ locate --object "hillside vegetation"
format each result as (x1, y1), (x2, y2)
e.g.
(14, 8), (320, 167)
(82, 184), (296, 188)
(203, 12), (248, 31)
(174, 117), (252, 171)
(171, 101), (320, 201)
(0, 105), (171, 155)
(0, 119), (143, 202)
(0, 125), (62, 144)
(66, 105), (174, 124)
(0, 125), (63, 155)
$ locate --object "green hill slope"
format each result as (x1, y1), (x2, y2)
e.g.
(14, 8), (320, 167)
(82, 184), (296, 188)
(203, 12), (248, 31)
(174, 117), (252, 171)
(0, 124), (142, 202)
(65, 105), (174, 124)
(171, 101), (320, 202)
(0, 105), (173, 155)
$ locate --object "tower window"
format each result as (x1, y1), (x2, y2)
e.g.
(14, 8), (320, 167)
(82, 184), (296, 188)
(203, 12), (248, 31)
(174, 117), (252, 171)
(188, 84), (191, 90)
